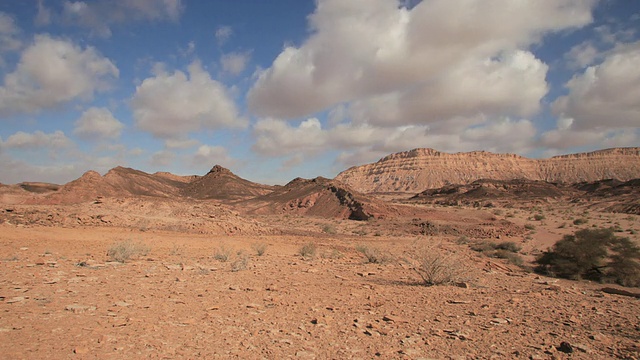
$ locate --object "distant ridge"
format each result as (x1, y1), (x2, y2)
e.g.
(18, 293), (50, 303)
(38, 165), (273, 204)
(335, 147), (640, 193)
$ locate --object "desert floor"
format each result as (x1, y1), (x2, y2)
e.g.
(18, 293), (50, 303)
(1, 204), (639, 359)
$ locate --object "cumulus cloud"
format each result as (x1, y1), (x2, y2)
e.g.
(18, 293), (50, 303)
(215, 25), (232, 46)
(553, 41), (640, 131)
(60, 0), (184, 37)
(0, 34), (118, 116)
(0, 12), (22, 65)
(220, 51), (251, 75)
(253, 115), (536, 168)
(253, 118), (327, 156)
(131, 61), (247, 140)
(248, 0), (595, 121)
(2, 130), (72, 149)
(191, 145), (235, 168)
(35, 0), (52, 26)
(150, 150), (175, 167)
(73, 107), (124, 139)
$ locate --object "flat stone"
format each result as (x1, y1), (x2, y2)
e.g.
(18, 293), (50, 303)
(65, 304), (96, 314)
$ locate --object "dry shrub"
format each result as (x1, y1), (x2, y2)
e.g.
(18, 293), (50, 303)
(409, 241), (472, 286)
(299, 242), (317, 258)
(214, 245), (232, 262)
(107, 240), (150, 263)
(251, 242), (268, 256)
(356, 245), (392, 264)
(231, 252), (249, 272)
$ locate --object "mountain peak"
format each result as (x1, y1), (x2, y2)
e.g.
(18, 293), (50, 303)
(207, 165), (232, 175)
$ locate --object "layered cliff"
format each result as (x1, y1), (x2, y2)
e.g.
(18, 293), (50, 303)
(335, 147), (640, 193)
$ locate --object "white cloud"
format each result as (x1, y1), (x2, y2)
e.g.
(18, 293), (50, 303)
(61, 0), (184, 37)
(552, 41), (640, 130)
(564, 41), (600, 69)
(248, 0), (595, 121)
(220, 51), (251, 75)
(191, 145), (235, 168)
(215, 25), (232, 46)
(0, 34), (118, 116)
(35, 0), (52, 26)
(150, 149), (175, 167)
(131, 61), (247, 139)
(253, 118), (327, 156)
(2, 130), (73, 149)
(164, 138), (199, 149)
(253, 115), (536, 169)
(73, 107), (124, 139)
(0, 12), (22, 65)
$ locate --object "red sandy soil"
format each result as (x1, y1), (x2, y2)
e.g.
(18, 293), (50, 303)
(1, 204), (639, 359)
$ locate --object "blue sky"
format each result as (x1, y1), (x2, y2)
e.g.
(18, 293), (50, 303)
(0, 0), (639, 185)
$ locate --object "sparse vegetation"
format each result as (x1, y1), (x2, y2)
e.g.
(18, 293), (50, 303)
(410, 244), (471, 286)
(573, 218), (588, 225)
(322, 224), (337, 234)
(355, 245), (391, 264)
(107, 240), (150, 263)
(251, 242), (268, 256)
(533, 214), (546, 221)
(471, 240), (523, 266)
(231, 252), (249, 272)
(299, 242), (317, 258)
(536, 228), (640, 287)
(524, 224), (536, 231)
(214, 245), (232, 262)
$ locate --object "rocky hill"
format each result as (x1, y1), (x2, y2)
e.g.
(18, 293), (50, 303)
(181, 165), (274, 201)
(28, 165), (272, 204)
(335, 147), (640, 193)
(237, 177), (391, 220)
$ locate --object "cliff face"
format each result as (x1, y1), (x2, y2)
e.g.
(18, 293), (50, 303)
(335, 148), (640, 193)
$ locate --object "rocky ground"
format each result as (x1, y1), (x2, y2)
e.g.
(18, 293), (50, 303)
(1, 201), (639, 359)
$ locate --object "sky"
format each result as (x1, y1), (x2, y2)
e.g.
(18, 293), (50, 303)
(0, 0), (639, 185)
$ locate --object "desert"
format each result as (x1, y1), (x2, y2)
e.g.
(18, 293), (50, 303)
(1, 148), (639, 359)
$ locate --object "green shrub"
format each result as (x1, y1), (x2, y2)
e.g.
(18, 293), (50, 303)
(492, 249), (524, 266)
(524, 224), (536, 231)
(573, 218), (588, 225)
(496, 241), (521, 253)
(534, 214), (546, 221)
(536, 228), (640, 287)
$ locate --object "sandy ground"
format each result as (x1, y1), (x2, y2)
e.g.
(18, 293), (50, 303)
(1, 206), (639, 359)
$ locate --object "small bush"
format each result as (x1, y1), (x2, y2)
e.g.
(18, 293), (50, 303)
(355, 245), (391, 264)
(107, 241), (149, 263)
(410, 245), (471, 286)
(524, 224), (536, 231)
(573, 218), (588, 225)
(492, 249), (524, 266)
(251, 243), (268, 256)
(536, 228), (640, 287)
(496, 241), (521, 253)
(299, 242), (317, 258)
(322, 224), (337, 234)
(534, 214), (546, 221)
(231, 253), (249, 272)
(321, 249), (344, 259)
(214, 245), (232, 262)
